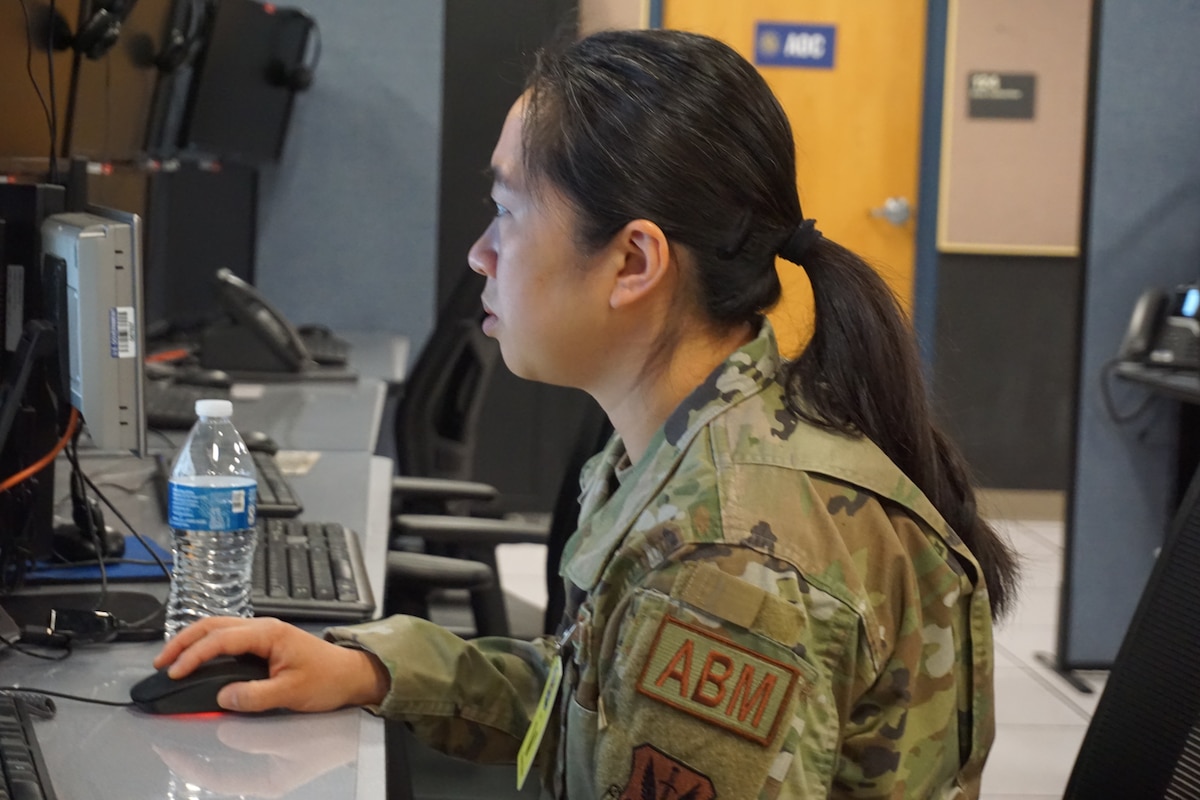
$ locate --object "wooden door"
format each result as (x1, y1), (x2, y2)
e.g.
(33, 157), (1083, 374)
(662, 1), (927, 356)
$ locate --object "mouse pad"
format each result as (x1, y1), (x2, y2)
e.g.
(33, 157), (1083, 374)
(23, 535), (174, 585)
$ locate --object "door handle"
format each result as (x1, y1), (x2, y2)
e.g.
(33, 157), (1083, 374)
(869, 196), (912, 226)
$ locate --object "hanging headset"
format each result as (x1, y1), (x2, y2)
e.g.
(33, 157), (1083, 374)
(72, 0), (138, 60)
(154, 0), (208, 73)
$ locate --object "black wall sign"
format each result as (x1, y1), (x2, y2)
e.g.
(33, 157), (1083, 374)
(968, 72), (1037, 119)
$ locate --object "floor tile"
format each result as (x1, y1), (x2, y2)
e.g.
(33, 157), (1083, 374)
(497, 543), (549, 610)
(1006, 585), (1060, 629)
(993, 666), (1091, 725)
(981, 725), (1087, 796)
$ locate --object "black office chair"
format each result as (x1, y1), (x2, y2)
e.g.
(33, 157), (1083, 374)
(384, 271), (548, 637)
(1063, 475), (1200, 798)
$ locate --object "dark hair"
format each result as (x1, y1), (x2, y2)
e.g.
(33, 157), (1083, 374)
(522, 29), (1018, 617)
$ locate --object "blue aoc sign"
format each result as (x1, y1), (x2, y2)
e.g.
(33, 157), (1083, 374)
(755, 23), (837, 69)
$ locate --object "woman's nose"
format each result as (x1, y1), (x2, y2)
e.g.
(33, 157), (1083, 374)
(467, 224), (496, 277)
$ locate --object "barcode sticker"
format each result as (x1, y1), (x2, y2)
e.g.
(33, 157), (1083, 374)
(110, 306), (136, 358)
(231, 490), (245, 513)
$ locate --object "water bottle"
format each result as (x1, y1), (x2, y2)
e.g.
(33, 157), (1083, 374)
(165, 399), (258, 638)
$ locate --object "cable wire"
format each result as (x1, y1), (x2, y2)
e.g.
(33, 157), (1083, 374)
(15, 0), (54, 157)
(0, 408), (80, 492)
(1099, 358), (1156, 425)
(47, 0), (60, 182)
(0, 684), (132, 707)
(0, 634), (72, 661)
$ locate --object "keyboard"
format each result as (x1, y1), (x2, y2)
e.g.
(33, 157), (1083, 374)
(0, 693), (58, 800)
(144, 379), (232, 430)
(153, 447), (302, 519)
(251, 518), (375, 622)
(251, 451), (303, 518)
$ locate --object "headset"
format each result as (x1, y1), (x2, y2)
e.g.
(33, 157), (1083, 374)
(72, 0), (138, 60)
(265, 8), (320, 92)
(154, 0), (208, 73)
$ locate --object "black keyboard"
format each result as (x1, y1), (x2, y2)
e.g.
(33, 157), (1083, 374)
(251, 519), (375, 622)
(0, 693), (58, 800)
(144, 379), (232, 430)
(154, 451), (302, 519)
(252, 451), (303, 518)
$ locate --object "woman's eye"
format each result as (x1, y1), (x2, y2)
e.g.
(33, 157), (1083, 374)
(485, 196), (509, 218)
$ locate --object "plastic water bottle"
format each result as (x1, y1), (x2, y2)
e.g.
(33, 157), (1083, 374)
(165, 399), (258, 638)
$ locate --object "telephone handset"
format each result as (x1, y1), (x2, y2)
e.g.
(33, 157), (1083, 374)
(199, 268), (317, 374)
(1117, 289), (1168, 362)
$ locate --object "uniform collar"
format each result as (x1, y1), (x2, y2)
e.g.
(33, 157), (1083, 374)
(563, 320), (781, 591)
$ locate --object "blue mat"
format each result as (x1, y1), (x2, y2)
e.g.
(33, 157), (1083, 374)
(25, 536), (174, 584)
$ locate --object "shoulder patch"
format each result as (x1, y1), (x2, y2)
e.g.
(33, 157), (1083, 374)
(619, 744), (715, 800)
(636, 615), (802, 745)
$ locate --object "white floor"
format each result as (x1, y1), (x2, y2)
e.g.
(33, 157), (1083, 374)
(494, 489), (1100, 798)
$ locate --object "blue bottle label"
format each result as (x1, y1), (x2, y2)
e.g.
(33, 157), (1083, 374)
(168, 482), (257, 531)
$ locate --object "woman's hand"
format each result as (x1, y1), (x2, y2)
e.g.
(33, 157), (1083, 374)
(153, 616), (391, 713)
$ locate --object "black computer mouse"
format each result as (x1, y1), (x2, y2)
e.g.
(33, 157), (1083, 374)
(129, 654), (272, 715)
(240, 430), (279, 455)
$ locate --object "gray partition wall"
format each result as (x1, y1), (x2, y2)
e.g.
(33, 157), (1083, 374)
(254, 0), (445, 347)
(1060, 0), (1200, 669)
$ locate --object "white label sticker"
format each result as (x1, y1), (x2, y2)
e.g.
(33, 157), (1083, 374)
(110, 306), (136, 358)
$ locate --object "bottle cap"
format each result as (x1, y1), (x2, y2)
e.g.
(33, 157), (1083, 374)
(195, 399), (234, 419)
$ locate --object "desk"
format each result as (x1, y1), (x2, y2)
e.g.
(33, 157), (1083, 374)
(228, 380), (387, 453)
(1115, 361), (1200, 405)
(225, 333), (407, 453)
(1116, 361), (1200, 509)
(2, 451), (394, 800)
(340, 332), (411, 387)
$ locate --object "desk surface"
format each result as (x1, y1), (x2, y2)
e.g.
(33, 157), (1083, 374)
(227, 380), (387, 453)
(2, 451), (394, 800)
(1115, 361), (1200, 405)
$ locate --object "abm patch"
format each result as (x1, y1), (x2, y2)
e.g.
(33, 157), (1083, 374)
(636, 616), (801, 745)
(619, 744), (715, 800)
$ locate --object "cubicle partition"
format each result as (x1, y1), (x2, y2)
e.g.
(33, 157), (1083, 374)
(1059, 0), (1200, 671)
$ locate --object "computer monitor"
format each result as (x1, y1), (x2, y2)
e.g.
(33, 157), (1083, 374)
(41, 207), (148, 454)
(178, 0), (314, 162)
(0, 183), (70, 592)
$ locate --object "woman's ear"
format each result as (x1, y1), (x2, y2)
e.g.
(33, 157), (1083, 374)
(609, 219), (672, 309)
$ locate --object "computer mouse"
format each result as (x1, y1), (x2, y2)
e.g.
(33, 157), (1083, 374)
(241, 430), (279, 455)
(129, 654), (272, 715)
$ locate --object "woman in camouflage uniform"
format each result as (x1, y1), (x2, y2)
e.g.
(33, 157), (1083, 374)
(158, 29), (1019, 799)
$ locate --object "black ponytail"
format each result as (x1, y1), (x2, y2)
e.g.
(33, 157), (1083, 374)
(784, 238), (1019, 617)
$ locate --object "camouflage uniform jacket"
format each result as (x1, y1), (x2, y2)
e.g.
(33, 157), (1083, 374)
(327, 320), (995, 799)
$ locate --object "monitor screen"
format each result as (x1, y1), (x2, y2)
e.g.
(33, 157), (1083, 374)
(179, 0), (312, 163)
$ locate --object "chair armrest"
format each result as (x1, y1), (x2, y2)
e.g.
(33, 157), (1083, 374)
(391, 476), (500, 503)
(393, 513), (549, 546)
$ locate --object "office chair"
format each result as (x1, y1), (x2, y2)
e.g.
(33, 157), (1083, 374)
(385, 271), (548, 637)
(1063, 475), (1200, 798)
